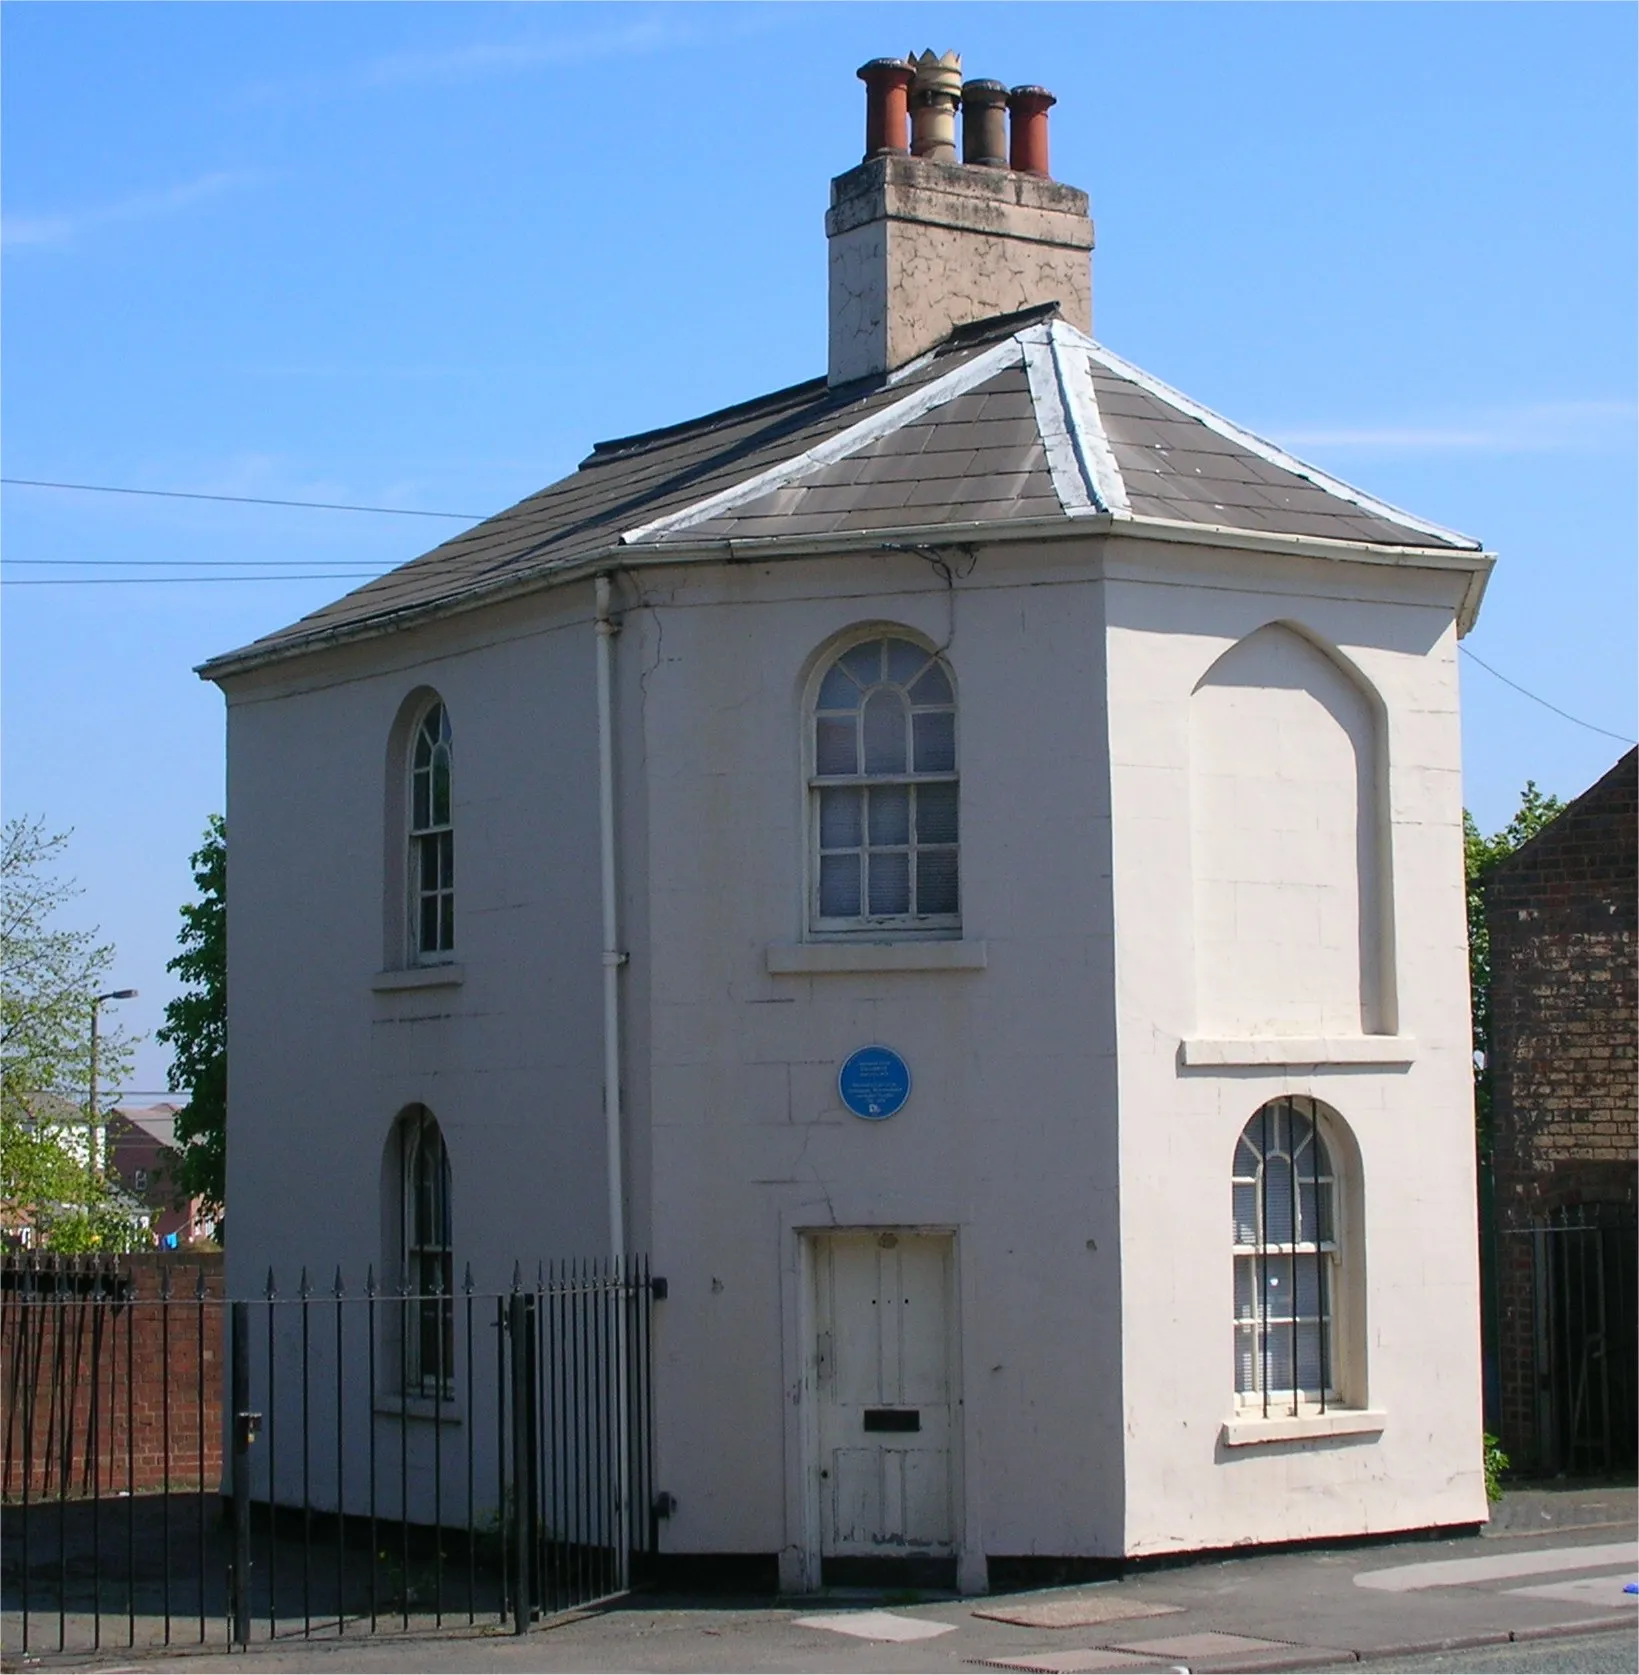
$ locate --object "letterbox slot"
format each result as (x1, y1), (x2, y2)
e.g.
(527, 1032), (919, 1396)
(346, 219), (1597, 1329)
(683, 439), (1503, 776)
(862, 1408), (920, 1432)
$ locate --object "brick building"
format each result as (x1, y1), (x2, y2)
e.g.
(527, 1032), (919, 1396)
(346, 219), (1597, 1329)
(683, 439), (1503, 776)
(1486, 747), (1636, 1473)
(106, 1104), (213, 1247)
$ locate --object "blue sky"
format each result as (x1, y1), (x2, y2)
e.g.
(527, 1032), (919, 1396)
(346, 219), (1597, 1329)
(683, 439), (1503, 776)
(4, 2), (1635, 1095)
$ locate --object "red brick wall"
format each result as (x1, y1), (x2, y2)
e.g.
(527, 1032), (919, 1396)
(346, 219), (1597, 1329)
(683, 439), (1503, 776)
(1485, 749), (1637, 1466)
(1, 1254), (224, 1500)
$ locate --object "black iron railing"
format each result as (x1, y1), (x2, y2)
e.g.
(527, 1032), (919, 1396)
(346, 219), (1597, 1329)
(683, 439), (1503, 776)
(1, 1252), (658, 1656)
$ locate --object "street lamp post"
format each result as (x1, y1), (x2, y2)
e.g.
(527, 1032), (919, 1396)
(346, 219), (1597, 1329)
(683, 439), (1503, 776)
(88, 988), (137, 1191)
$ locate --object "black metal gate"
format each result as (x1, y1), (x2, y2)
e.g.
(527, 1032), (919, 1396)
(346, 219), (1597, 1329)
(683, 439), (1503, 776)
(1514, 1206), (1637, 1475)
(2, 1253), (659, 1656)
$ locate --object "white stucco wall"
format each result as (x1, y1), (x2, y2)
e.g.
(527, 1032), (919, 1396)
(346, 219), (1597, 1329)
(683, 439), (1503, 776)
(221, 585), (612, 1514)
(1102, 538), (1488, 1553)
(622, 548), (1124, 1580)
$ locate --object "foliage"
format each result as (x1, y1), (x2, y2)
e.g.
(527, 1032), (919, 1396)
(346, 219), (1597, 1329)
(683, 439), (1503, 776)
(1464, 783), (1565, 1147)
(1, 817), (145, 1249)
(1483, 1431), (1510, 1501)
(156, 816), (226, 1221)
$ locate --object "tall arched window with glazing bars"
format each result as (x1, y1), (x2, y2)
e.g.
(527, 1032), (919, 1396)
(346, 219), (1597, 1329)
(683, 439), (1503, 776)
(1233, 1098), (1337, 1414)
(399, 1107), (454, 1398)
(810, 635), (958, 931)
(410, 701), (454, 960)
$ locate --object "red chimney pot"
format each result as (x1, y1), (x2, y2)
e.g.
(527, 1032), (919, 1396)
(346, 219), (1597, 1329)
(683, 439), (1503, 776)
(1007, 85), (1056, 177)
(857, 58), (915, 160)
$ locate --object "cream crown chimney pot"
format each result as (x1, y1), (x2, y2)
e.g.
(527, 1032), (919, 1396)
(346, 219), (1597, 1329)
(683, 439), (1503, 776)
(827, 58), (1093, 386)
(908, 49), (962, 162)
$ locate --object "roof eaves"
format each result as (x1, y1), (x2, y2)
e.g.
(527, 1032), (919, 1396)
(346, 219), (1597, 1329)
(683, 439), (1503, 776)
(1072, 332), (1484, 552)
(200, 501), (1500, 683)
(1112, 513), (1495, 635)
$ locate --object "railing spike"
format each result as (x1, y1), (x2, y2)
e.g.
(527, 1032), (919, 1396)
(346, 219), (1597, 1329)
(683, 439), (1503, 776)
(462, 1261), (474, 1295)
(333, 1265), (345, 1299)
(299, 1265), (311, 1300)
(265, 1266), (277, 1300)
(511, 1259), (522, 1293)
(160, 1264), (173, 1301)
(365, 1262), (377, 1299)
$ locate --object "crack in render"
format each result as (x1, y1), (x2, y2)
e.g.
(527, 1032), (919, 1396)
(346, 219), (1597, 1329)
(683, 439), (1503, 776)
(793, 1120), (838, 1228)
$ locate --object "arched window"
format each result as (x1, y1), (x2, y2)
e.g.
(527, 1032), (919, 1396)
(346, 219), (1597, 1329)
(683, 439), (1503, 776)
(398, 1108), (453, 1397)
(410, 701), (455, 960)
(810, 634), (958, 931)
(1233, 1098), (1339, 1414)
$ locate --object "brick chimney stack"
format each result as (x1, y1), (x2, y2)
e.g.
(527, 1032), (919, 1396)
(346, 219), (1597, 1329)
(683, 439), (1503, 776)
(827, 52), (1093, 386)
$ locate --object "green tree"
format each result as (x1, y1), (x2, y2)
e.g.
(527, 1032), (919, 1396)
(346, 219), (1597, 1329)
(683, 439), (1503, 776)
(1465, 782), (1565, 1147)
(1, 817), (146, 1249)
(156, 816), (225, 1225)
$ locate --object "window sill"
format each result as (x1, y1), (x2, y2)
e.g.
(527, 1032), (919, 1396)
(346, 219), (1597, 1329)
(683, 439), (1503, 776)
(1220, 1408), (1386, 1448)
(1181, 1036), (1415, 1068)
(766, 940), (987, 975)
(373, 964), (467, 993)
(374, 1396), (463, 1425)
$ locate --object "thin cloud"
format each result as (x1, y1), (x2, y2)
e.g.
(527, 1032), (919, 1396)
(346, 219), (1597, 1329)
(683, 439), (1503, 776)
(360, 14), (683, 90)
(1274, 400), (1637, 455)
(3, 170), (268, 250)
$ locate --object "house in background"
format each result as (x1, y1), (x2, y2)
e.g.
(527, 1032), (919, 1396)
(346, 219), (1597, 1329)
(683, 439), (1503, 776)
(105, 1104), (212, 1248)
(1486, 748), (1636, 1475)
(203, 54), (1496, 1586)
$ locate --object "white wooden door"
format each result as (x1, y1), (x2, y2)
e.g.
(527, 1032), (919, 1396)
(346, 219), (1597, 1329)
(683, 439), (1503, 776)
(813, 1231), (956, 1560)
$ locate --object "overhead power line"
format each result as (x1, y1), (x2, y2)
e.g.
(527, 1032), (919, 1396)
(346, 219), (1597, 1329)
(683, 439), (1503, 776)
(3, 572), (389, 586)
(1459, 645), (1636, 746)
(2, 476), (484, 520)
(6, 557), (396, 568)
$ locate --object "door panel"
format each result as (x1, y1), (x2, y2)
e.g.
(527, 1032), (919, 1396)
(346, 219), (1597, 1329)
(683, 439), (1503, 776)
(814, 1231), (956, 1559)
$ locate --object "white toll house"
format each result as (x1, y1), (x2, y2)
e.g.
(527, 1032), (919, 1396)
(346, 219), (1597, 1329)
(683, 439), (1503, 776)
(204, 52), (1495, 1592)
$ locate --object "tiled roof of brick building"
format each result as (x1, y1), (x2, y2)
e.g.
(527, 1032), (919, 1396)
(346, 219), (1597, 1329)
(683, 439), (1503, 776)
(203, 305), (1482, 677)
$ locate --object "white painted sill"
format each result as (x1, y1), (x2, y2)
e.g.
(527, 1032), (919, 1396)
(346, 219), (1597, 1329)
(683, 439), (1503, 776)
(1182, 1036), (1415, 1068)
(766, 941), (988, 975)
(372, 964), (467, 993)
(1220, 1408), (1387, 1448)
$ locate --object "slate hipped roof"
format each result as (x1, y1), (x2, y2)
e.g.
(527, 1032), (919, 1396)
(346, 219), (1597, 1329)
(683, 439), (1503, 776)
(203, 307), (1484, 677)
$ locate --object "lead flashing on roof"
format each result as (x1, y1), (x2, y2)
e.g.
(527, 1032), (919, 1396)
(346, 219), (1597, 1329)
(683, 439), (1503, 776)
(1047, 319), (1131, 517)
(1022, 331), (1095, 515)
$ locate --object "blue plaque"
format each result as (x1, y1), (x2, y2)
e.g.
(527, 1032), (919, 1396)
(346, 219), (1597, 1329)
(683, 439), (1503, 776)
(838, 1045), (911, 1121)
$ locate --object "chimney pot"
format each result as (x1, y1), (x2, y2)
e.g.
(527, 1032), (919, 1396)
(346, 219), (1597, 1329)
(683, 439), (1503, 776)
(856, 58), (914, 159)
(960, 80), (1009, 168)
(1007, 84), (1056, 177)
(908, 49), (962, 163)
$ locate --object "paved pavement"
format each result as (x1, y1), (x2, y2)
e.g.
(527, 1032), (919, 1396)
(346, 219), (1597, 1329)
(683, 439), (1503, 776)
(12, 1485), (1635, 1673)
